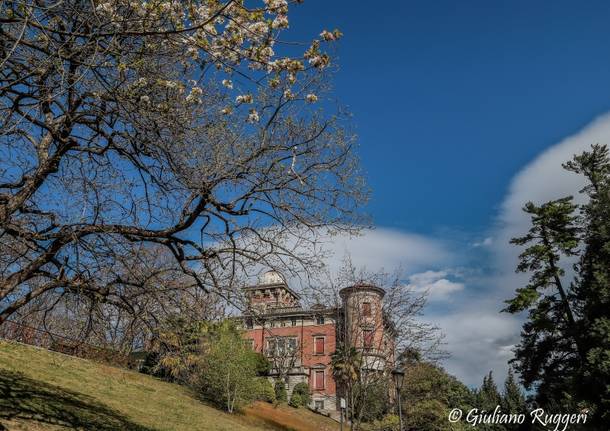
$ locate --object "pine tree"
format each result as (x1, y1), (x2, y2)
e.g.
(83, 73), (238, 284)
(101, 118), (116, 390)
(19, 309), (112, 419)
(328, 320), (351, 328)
(477, 371), (502, 411)
(474, 371), (504, 431)
(505, 144), (610, 427)
(563, 144), (610, 425)
(502, 369), (527, 431)
(503, 195), (582, 412)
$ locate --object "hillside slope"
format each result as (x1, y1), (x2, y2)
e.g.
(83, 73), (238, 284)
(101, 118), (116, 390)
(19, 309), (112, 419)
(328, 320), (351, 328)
(0, 340), (339, 431)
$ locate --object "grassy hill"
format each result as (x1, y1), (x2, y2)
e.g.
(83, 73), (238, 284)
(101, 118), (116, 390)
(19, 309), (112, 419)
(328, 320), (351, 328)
(0, 340), (339, 431)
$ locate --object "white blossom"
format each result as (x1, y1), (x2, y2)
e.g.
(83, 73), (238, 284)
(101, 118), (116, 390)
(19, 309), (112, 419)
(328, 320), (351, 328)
(247, 109), (260, 123)
(265, 0), (288, 13)
(95, 2), (115, 15)
(248, 21), (269, 36)
(235, 94), (253, 104)
(306, 94), (318, 103)
(272, 15), (289, 29)
(203, 23), (218, 35)
(222, 79), (233, 89)
(283, 89), (294, 100)
(309, 54), (329, 68)
(186, 46), (199, 60)
(320, 30), (336, 41)
(269, 77), (280, 88)
(186, 86), (203, 103)
(163, 80), (178, 89)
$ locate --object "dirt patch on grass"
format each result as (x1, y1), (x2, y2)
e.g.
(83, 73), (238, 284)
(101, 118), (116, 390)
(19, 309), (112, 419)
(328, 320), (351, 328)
(243, 402), (339, 431)
(1, 418), (67, 431)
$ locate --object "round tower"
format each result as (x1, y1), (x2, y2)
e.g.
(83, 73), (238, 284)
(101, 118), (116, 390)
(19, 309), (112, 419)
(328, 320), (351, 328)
(339, 283), (388, 371)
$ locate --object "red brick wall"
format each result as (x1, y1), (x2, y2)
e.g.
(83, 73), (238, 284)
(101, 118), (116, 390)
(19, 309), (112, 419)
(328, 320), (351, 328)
(301, 323), (336, 395)
(244, 321), (337, 396)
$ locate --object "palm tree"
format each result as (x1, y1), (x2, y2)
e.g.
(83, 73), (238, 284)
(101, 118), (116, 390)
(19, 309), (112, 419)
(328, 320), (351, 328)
(331, 344), (362, 429)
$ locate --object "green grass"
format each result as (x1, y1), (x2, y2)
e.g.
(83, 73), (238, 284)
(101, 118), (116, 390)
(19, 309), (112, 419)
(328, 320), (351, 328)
(0, 340), (338, 431)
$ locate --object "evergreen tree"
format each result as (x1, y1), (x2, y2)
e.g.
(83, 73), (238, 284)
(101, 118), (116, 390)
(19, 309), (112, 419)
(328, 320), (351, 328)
(474, 372), (504, 431)
(502, 369), (527, 431)
(477, 371), (502, 411)
(503, 196), (583, 412)
(563, 145), (610, 424)
(505, 144), (610, 427)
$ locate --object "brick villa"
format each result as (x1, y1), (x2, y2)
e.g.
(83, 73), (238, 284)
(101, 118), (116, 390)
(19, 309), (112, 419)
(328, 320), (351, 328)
(241, 271), (396, 417)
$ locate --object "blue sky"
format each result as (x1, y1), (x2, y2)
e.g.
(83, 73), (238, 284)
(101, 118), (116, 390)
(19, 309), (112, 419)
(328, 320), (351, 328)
(292, 0), (610, 232)
(286, 1), (610, 386)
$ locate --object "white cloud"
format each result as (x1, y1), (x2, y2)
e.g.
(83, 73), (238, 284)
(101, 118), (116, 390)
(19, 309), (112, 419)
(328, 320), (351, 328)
(421, 114), (610, 387)
(318, 227), (454, 275)
(494, 113), (610, 274)
(306, 114), (610, 388)
(443, 113), (610, 387)
(428, 305), (521, 387)
(312, 228), (506, 386)
(472, 237), (493, 248)
(406, 270), (464, 301)
(315, 228), (516, 387)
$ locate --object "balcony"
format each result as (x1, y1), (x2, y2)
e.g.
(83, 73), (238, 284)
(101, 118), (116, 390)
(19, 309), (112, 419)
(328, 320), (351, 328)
(355, 347), (389, 371)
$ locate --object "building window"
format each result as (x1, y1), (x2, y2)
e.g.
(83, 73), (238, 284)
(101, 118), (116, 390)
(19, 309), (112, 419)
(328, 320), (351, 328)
(314, 336), (325, 355)
(277, 338), (286, 354)
(314, 370), (325, 390)
(363, 329), (374, 349)
(246, 339), (255, 350)
(279, 337), (297, 354)
(362, 302), (371, 317)
(266, 339), (275, 356)
(316, 315), (325, 325)
(267, 339), (276, 356)
(245, 318), (253, 329)
(280, 320), (286, 327)
(314, 400), (324, 410)
(267, 337), (298, 356)
(291, 317), (297, 326)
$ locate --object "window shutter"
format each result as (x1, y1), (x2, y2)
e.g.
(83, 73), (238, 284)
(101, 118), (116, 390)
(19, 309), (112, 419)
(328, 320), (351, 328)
(362, 302), (371, 317)
(363, 330), (374, 348)
(315, 370), (324, 389)
(315, 337), (324, 354)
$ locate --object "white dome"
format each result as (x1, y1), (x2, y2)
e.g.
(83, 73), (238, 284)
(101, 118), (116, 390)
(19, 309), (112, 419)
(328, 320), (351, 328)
(259, 270), (286, 285)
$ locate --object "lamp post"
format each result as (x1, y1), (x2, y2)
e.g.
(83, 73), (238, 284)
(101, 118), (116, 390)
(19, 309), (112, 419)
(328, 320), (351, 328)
(339, 397), (346, 431)
(392, 368), (405, 431)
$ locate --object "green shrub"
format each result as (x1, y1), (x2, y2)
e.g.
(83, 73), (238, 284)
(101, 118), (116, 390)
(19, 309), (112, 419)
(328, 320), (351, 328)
(360, 414), (400, 431)
(197, 321), (260, 413)
(353, 380), (390, 422)
(253, 353), (271, 376)
(291, 382), (311, 406)
(256, 378), (276, 403)
(288, 392), (303, 408)
(274, 380), (287, 402)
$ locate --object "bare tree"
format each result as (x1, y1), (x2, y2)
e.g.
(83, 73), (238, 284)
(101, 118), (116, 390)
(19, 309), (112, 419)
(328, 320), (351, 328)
(7, 245), (226, 354)
(0, 1), (366, 327)
(321, 258), (445, 429)
(265, 334), (299, 386)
